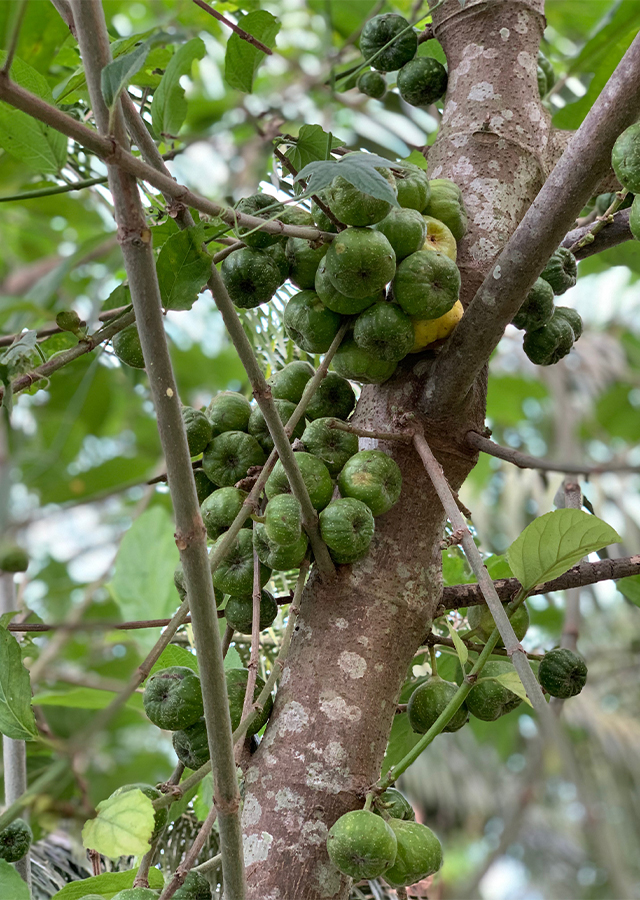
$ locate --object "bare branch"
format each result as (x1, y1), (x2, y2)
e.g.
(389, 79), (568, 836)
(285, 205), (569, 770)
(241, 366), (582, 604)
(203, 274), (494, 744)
(467, 431), (640, 475)
(68, 3), (246, 895)
(412, 424), (549, 718)
(424, 33), (640, 416)
(437, 556), (640, 611)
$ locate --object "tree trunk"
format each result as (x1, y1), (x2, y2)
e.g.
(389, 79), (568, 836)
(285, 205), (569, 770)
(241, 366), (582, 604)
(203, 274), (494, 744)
(243, 2), (557, 897)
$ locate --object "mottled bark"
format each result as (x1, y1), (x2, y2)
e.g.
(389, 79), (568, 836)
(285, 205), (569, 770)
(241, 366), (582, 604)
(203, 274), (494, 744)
(243, 2), (557, 897)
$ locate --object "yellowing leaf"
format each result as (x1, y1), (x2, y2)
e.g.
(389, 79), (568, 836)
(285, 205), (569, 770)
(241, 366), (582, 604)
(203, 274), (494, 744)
(444, 620), (468, 666)
(82, 788), (154, 859)
(492, 671), (533, 708)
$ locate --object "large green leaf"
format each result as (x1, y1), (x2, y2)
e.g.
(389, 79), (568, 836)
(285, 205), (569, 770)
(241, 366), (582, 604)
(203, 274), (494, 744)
(51, 866), (164, 899)
(32, 687), (144, 711)
(553, 1), (638, 129)
(296, 153), (399, 205)
(157, 225), (212, 311)
(0, 626), (38, 740)
(0, 53), (67, 173)
(82, 788), (155, 858)
(224, 10), (280, 93)
(507, 509), (621, 591)
(0, 860), (29, 900)
(110, 507), (180, 629)
(151, 38), (205, 137)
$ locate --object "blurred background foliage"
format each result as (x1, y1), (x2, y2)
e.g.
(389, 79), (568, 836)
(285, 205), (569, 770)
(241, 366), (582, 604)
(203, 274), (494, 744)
(0, 0), (639, 898)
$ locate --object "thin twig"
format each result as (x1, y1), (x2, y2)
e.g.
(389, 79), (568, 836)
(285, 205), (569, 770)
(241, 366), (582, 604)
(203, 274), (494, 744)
(0, 308), (136, 402)
(327, 420), (414, 443)
(273, 145), (343, 230)
(467, 431), (640, 475)
(241, 546), (263, 726)
(159, 802), (219, 900)
(0, 74), (335, 244)
(438, 555), (640, 610)
(424, 631), (544, 661)
(207, 262), (338, 579)
(412, 424), (550, 720)
(2, 0), (28, 74)
(192, 0), (273, 54)
(156, 564), (309, 810)
(0, 174), (108, 203)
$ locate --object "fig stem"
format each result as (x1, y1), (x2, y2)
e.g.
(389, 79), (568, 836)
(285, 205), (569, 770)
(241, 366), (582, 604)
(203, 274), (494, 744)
(429, 645), (438, 677)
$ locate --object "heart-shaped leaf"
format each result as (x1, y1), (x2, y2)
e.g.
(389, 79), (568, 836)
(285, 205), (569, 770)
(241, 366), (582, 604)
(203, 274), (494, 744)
(507, 509), (621, 591)
(82, 788), (155, 859)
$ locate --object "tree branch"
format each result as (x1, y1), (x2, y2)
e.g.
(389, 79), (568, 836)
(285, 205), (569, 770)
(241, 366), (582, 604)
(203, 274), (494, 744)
(0, 309), (136, 400)
(68, 3), (245, 897)
(0, 73), (332, 244)
(437, 555), (640, 611)
(467, 431), (640, 475)
(191, 0), (273, 55)
(423, 33), (640, 416)
(562, 208), (634, 260)
(412, 425), (549, 718)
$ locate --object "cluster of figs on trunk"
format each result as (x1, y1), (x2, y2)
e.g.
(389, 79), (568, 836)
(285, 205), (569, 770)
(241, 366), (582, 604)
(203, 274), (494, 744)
(354, 13), (448, 107)
(327, 615), (589, 888)
(220, 163), (469, 383)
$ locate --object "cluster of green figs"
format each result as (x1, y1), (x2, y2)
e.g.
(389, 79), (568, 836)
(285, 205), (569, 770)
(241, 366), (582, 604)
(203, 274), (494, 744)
(327, 617), (588, 888)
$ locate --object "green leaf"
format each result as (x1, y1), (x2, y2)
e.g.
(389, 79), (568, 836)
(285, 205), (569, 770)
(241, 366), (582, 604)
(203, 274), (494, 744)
(553, 1), (638, 129)
(32, 687), (143, 711)
(150, 644), (199, 676)
(0, 53), (67, 173)
(101, 40), (151, 110)
(382, 707), (421, 775)
(224, 10), (280, 93)
(193, 773), (214, 821)
(82, 788), (155, 858)
(110, 507), (180, 637)
(0, 860), (30, 900)
(491, 672), (533, 708)
(151, 38), (206, 137)
(617, 574), (640, 607)
(0, 626), (38, 740)
(506, 509), (621, 591)
(51, 866), (164, 899)
(157, 225), (212, 311)
(296, 153), (399, 207)
(284, 124), (345, 172)
(444, 619), (468, 666)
